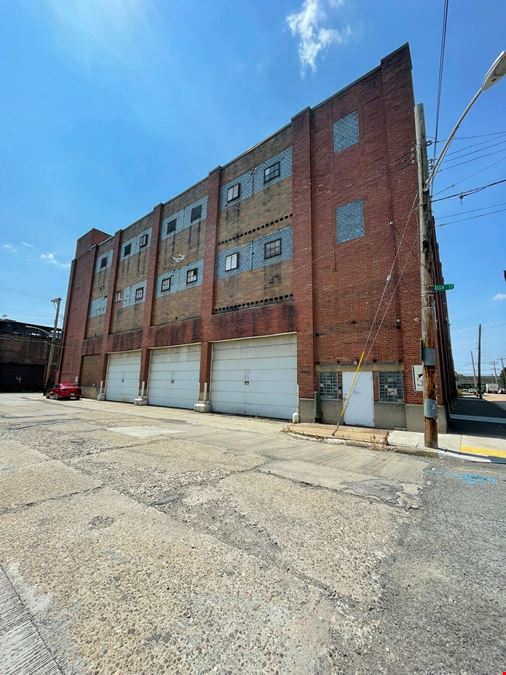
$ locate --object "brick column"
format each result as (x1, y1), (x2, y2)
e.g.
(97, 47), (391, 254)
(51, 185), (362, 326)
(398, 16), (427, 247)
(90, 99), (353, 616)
(136, 204), (163, 401)
(96, 231), (122, 392)
(196, 167), (221, 407)
(291, 108), (316, 420)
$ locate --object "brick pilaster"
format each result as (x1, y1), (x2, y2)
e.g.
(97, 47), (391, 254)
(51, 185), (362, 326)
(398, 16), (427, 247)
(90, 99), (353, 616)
(197, 167), (221, 400)
(99, 231), (122, 384)
(291, 108), (315, 400)
(139, 204), (163, 389)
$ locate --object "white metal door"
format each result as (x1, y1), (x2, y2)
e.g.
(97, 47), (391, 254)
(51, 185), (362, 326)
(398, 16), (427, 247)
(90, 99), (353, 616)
(342, 371), (375, 427)
(211, 334), (297, 420)
(105, 351), (141, 403)
(147, 344), (200, 409)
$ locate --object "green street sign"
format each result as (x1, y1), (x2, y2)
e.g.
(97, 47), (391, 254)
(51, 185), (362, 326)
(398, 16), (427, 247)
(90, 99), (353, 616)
(434, 283), (454, 292)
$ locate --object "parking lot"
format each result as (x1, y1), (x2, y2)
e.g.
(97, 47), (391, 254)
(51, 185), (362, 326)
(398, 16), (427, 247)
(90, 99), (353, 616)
(1, 393), (505, 674)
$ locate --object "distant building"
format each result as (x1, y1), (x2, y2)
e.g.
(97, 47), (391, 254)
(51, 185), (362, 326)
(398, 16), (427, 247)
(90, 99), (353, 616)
(0, 320), (61, 392)
(59, 44), (455, 431)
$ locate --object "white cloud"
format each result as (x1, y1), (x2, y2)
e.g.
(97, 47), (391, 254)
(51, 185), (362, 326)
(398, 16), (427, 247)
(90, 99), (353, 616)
(493, 293), (506, 301)
(40, 252), (71, 270)
(286, 0), (351, 75)
(21, 241), (34, 248)
(2, 243), (17, 253)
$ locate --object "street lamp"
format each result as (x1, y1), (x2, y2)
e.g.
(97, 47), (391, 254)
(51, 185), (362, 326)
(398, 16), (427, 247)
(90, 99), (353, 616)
(416, 49), (506, 449)
(427, 50), (506, 190)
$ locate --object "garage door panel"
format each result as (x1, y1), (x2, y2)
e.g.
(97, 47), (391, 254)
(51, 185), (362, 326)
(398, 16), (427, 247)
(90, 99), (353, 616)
(211, 335), (297, 420)
(147, 345), (200, 409)
(213, 344), (297, 360)
(105, 351), (141, 403)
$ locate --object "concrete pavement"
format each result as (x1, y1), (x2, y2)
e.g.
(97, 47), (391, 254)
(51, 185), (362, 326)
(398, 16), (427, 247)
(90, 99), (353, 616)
(1, 393), (505, 673)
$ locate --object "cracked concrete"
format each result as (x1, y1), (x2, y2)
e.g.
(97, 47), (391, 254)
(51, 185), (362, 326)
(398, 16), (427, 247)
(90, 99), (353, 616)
(1, 394), (504, 674)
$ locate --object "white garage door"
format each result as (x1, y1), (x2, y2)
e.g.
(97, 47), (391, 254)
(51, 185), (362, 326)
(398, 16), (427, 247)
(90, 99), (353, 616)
(105, 351), (141, 403)
(147, 344), (200, 409)
(211, 334), (297, 420)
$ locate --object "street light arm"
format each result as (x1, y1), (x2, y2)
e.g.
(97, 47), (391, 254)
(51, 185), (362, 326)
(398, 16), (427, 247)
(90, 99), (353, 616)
(425, 86), (482, 191)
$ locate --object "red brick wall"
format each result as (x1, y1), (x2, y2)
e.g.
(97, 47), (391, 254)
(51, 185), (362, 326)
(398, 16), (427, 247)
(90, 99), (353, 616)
(60, 44), (450, 409)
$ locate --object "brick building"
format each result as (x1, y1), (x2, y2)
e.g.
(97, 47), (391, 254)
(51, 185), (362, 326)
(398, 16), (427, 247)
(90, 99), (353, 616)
(59, 44), (455, 431)
(0, 319), (60, 392)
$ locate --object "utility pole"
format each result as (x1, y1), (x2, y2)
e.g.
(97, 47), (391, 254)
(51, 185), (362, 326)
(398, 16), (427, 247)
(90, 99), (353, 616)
(43, 297), (62, 391)
(471, 351), (477, 393)
(415, 103), (438, 448)
(477, 323), (482, 399)
(492, 361), (498, 386)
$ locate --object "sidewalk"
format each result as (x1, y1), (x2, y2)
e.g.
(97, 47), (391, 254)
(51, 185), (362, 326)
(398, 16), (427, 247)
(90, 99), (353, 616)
(283, 423), (506, 463)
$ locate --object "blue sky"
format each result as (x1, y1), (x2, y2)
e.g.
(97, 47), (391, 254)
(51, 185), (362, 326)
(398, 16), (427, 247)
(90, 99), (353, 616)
(0, 0), (504, 375)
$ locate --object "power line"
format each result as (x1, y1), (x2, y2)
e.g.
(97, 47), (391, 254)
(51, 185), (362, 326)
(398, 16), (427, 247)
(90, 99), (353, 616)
(433, 0), (450, 163)
(438, 146), (506, 172)
(430, 130), (506, 143)
(434, 156), (506, 194)
(431, 178), (506, 203)
(444, 135), (506, 159)
(438, 206), (506, 227)
(436, 201), (506, 218)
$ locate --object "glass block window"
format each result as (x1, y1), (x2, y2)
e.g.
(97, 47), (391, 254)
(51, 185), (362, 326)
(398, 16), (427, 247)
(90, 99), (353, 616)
(161, 277), (171, 292)
(227, 183), (240, 203)
(333, 111), (359, 152)
(225, 252), (239, 271)
(166, 219), (176, 235)
(139, 233), (148, 248)
(134, 287), (144, 302)
(264, 238), (282, 259)
(336, 199), (365, 243)
(186, 268), (198, 284)
(319, 372), (338, 400)
(123, 243), (132, 257)
(190, 205), (202, 222)
(264, 161), (280, 183)
(378, 371), (404, 403)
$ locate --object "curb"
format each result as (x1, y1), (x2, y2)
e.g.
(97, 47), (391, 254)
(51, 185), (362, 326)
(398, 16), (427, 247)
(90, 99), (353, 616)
(285, 428), (440, 460)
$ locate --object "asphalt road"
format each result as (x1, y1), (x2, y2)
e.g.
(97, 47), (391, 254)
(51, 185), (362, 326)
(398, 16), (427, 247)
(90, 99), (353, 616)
(1, 394), (505, 674)
(449, 395), (506, 439)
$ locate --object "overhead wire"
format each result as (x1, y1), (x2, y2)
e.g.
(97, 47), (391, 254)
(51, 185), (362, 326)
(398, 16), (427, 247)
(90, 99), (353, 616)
(431, 178), (506, 202)
(432, 0), (450, 163)
(437, 206), (506, 227)
(438, 146), (506, 172)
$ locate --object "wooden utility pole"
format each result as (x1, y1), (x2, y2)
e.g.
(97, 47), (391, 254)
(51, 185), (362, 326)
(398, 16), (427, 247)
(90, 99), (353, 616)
(477, 323), (482, 399)
(415, 103), (438, 448)
(43, 297), (62, 391)
(471, 351), (477, 393)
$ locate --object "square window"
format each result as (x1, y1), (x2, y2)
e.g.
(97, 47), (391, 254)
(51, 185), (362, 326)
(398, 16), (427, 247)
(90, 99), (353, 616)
(161, 277), (171, 292)
(264, 238), (282, 259)
(166, 219), (177, 235)
(123, 243), (132, 257)
(139, 233), (148, 248)
(227, 183), (240, 203)
(114, 291), (122, 303)
(100, 256), (107, 269)
(264, 161), (280, 183)
(319, 372), (338, 400)
(134, 287), (144, 302)
(378, 371), (404, 403)
(186, 268), (198, 284)
(225, 252), (239, 271)
(190, 205), (202, 222)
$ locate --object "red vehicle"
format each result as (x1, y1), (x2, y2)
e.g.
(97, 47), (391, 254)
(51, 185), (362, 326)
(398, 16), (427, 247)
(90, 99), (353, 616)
(45, 382), (81, 400)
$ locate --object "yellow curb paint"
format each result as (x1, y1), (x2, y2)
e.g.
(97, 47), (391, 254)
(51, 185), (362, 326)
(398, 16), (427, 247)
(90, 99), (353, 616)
(460, 445), (506, 459)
